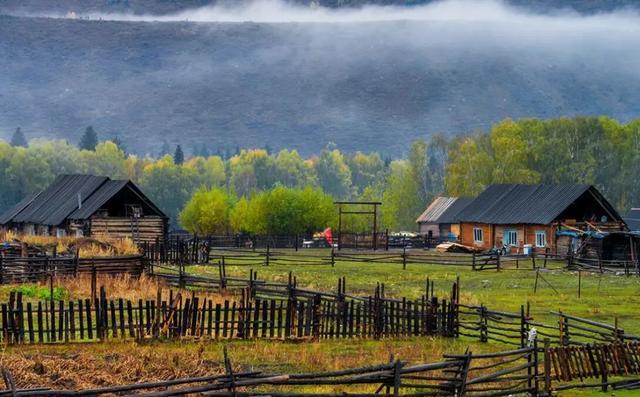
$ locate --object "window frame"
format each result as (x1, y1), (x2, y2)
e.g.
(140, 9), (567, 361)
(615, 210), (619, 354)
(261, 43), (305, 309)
(535, 230), (547, 248)
(473, 227), (484, 243)
(504, 229), (518, 246)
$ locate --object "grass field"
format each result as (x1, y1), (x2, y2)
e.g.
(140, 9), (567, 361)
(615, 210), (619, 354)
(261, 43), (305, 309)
(2, 250), (640, 396)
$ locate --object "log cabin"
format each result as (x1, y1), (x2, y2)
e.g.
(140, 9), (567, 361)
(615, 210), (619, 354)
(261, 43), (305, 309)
(0, 174), (167, 242)
(454, 184), (626, 255)
(415, 196), (473, 240)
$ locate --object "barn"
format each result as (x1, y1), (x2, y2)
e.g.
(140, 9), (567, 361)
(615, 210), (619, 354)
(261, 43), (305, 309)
(415, 197), (473, 240)
(454, 184), (626, 255)
(0, 174), (167, 242)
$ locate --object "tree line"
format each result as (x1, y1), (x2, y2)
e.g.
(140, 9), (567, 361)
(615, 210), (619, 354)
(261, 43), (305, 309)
(1, 116), (638, 234)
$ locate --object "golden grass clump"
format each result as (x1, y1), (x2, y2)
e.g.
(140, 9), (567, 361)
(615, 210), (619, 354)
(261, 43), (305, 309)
(1, 233), (140, 257)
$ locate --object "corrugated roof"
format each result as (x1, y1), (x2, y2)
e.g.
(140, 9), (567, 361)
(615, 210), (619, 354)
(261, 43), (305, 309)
(416, 197), (458, 223)
(455, 184), (621, 225)
(437, 197), (474, 224)
(67, 179), (129, 220)
(624, 208), (640, 231)
(12, 175), (109, 226)
(416, 197), (473, 224)
(0, 192), (40, 225)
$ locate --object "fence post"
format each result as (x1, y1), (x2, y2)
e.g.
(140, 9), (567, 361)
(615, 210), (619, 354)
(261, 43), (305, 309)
(0, 255), (3, 285)
(543, 339), (551, 395)
(497, 252), (501, 272)
(472, 252), (476, 271)
(402, 247), (407, 270)
(265, 245), (270, 266)
(312, 294), (321, 341)
(330, 248), (335, 268)
(520, 304), (529, 348)
(532, 250), (536, 269)
(544, 248), (549, 268)
(532, 338), (539, 396)
(385, 229), (389, 251)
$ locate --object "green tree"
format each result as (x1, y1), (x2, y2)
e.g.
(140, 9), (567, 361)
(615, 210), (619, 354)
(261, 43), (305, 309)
(10, 128), (27, 147)
(79, 126), (99, 151)
(174, 145), (185, 165)
(315, 146), (352, 199)
(179, 188), (233, 235)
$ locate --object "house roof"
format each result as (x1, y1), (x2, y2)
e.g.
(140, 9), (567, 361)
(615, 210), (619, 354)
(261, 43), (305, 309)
(455, 184), (622, 225)
(416, 197), (473, 224)
(1, 174), (166, 226)
(624, 208), (640, 231)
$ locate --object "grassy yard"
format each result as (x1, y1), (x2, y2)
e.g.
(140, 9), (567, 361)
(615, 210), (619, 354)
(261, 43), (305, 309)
(2, 251), (639, 396)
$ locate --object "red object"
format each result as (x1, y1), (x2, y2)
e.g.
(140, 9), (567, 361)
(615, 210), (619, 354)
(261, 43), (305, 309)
(323, 227), (333, 245)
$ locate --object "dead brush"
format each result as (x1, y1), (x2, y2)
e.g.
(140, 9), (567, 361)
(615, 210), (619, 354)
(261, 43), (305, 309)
(52, 273), (234, 303)
(1, 233), (140, 257)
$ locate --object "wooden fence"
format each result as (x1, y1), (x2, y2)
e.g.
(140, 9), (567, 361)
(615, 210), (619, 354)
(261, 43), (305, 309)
(0, 278), (457, 344)
(7, 340), (640, 396)
(0, 255), (145, 283)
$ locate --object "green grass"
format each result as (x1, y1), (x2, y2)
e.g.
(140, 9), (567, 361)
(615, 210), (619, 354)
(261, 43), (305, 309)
(0, 284), (67, 301)
(3, 250), (639, 396)
(189, 253), (640, 333)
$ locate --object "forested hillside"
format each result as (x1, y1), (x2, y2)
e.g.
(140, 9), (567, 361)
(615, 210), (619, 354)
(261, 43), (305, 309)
(2, 10), (639, 156)
(1, 117), (639, 231)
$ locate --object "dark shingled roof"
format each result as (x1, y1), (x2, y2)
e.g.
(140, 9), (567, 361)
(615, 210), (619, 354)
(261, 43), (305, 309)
(624, 209), (640, 231)
(1, 174), (166, 226)
(455, 184), (622, 225)
(12, 175), (109, 226)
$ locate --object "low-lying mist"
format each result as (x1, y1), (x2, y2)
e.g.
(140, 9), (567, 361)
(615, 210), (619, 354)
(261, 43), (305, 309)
(1, 0), (640, 156)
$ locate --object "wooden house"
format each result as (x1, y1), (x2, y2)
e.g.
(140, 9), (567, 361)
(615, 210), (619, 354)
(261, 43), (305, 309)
(415, 197), (473, 240)
(0, 174), (167, 242)
(454, 184), (626, 254)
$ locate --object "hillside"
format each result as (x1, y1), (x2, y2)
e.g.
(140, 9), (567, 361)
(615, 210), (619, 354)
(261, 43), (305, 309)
(1, 12), (639, 156)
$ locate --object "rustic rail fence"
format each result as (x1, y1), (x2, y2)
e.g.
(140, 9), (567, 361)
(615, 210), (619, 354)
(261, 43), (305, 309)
(0, 277), (458, 345)
(0, 255), (145, 283)
(8, 341), (640, 396)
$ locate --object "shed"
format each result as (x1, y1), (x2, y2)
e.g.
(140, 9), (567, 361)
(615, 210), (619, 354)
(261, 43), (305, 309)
(415, 197), (473, 240)
(0, 174), (167, 242)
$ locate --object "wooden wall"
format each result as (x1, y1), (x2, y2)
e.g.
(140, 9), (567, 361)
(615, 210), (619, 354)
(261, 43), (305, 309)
(460, 223), (556, 252)
(89, 216), (165, 242)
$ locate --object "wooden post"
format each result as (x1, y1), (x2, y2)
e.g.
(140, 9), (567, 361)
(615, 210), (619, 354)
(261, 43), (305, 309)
(578, 270), (582, 298)
(472, 252), (476, 271)
(402, 247), (407, 270)
(544, 247), (549, 268)
(543, 339), (551, 396)
(385, 229), (389, 251)
(532, 250), (536, 269)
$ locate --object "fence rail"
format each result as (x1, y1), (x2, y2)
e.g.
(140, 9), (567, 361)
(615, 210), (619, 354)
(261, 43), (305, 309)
(0, 255), (145, 284)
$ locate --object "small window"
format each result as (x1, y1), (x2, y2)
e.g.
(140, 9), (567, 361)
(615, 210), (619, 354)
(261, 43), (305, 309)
(56, 228), (67, 238)
(535, 231), (546, 247)
(473, 227), (484, 243)
(504, 230), (518, 246)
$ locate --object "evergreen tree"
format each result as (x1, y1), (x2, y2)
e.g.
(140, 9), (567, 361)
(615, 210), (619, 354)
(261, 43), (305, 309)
(159, 141), (171, 157)
(79, 126), (99, 150)
(174, 144), (185, 165)
(10, 127), (28, 147)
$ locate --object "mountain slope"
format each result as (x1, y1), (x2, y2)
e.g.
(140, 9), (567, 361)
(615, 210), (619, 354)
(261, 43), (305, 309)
(1, 14), (639, 156)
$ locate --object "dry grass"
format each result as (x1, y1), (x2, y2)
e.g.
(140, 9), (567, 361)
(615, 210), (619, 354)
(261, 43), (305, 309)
(0, 338), (482, 392)
(1, 232), (140, 257)
(0, 274), (235, 304)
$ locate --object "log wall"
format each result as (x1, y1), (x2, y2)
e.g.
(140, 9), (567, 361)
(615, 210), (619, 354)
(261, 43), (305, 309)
(90, 216), (165, 242)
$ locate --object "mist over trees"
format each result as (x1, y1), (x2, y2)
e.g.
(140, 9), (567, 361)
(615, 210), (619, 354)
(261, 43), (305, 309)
(1, 116), (639, 233)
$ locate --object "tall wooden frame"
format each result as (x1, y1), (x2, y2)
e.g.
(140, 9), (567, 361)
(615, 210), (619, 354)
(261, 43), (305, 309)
(334, 201), (382, 250)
